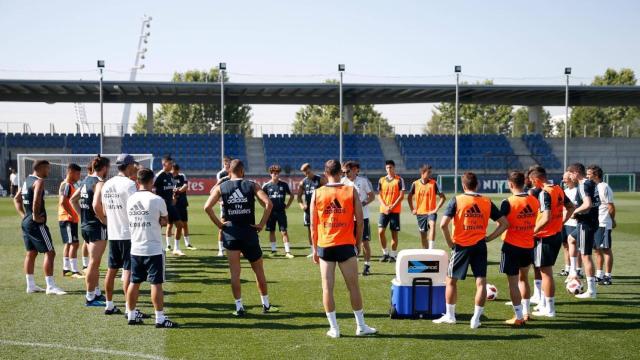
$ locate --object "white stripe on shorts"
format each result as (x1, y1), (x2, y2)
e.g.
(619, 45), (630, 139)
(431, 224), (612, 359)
(40, 225), (53, 251)
(66, 224), (72, 244)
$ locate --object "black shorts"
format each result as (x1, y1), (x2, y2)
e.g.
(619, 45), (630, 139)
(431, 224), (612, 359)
(22, 219), (54, 253)
(534, 233), (562, 268)
(353, 218), (371, 241)
(448, 240), (487, 280)
(175, 205), (189, 222)
(222, 225), (263, 263)
(500, 242), (534, 276)
(303, 210), (311, 227)
(266, 211), (288, 232)
(166, 204), (180, 224)
(131, 253), (165, 284)
(317, 244), (357, 263)
(416, 214), (436, 233)
(59, 221), (79, 244)
(562, 225), (576, 243)
(594, 227), (612, 250)
(82, 225), (107, 243)
(573, 222), (596, 256)
(108, 240), (132, 270)
(378, 213), (400, 231)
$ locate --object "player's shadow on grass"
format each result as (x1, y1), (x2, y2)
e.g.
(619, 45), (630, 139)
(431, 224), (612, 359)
(180, 321), (327, 330)
(376, 333), (543, 341)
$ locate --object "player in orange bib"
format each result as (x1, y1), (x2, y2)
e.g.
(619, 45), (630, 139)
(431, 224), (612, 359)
(58, 163), (83, 278)
(529, 166), (574, 317)
(377, 160), (405, 262)
(407, 164), (446, 249)
(434, 172), (508, 329)
(499, 171), (539, 326)
(311, 159), (377, 339)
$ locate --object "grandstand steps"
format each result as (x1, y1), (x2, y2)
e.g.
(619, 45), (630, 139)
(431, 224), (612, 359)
(507, 137), (538, 170)
(379, 137), (407, 173)
(546, 138), (640, 173)
(103, 136), (122, 155)
(246, 137), (267, 174)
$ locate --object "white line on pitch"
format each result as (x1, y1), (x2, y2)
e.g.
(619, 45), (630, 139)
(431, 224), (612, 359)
(0, 339), (169, 360)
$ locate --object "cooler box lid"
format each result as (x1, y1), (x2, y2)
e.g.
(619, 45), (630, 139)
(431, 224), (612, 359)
(394, 249), (448, 285)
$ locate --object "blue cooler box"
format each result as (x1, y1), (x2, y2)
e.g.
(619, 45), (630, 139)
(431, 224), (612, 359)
(390, 278), (446, 319)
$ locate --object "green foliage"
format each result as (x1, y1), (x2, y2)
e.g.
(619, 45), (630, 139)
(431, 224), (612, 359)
(570, 68), (640, 137)
(133, 68), (253, 135)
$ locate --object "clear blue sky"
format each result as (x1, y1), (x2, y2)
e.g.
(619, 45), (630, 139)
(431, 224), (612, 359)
(1, 0), (638, 134)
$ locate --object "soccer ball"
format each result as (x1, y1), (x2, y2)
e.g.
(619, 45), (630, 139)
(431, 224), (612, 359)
(486, 284), (498, 300)
(566, 278), (583, 295)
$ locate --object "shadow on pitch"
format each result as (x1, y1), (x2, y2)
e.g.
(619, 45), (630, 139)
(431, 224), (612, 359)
(376, 333), (543, 341)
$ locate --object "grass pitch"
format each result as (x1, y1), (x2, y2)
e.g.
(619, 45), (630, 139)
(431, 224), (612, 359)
(0, 193), (639, 359)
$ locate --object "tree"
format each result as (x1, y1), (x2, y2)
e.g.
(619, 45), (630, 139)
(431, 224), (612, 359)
(292, 80), (394, 136)
(133, 68), (253, 135)
(426, 80), (514, 135)
(569, 68), (640, 137)
(512, 107), (553, 137)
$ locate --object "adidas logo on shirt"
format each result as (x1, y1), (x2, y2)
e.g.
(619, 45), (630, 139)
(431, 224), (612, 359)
(324, 198), (346, 214)
(129, 201), (150, 215)
(517, 204), (536, 219)
(464, 203), (483, 218)
(227, 188), (249, 204)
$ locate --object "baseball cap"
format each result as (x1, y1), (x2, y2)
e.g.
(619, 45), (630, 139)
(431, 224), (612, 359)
(116, 153), (137, 166)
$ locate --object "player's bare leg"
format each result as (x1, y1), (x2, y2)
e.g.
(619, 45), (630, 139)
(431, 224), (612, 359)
(282, 231), (293, 258)
(24, 250), (44, 293)
(427, 219), (437, 249)
(434, 277), (457, 324)
(378, 227), (388, 261)
(249, 257), (278, 313)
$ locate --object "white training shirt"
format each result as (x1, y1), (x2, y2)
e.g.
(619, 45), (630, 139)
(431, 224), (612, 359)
(127, 190), (168, 256)
(10, 173), (18, 186)
(596, 182), (614, 229)
(341, 175), (373, 219)
(102, 175), (137, 240)
(564, 187), (578, 227)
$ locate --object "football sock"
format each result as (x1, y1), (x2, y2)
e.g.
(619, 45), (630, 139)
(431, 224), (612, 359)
(82, 257), (89, 268)
(522, 299), (530, 315)
(26, 274), (35, 288)
(428, 240), (435, 249)
(127, 309), (137, 321)
(235, 298), (244, 311)
(564, 265), (570, 272)
(45, 276), (55, 288)
(166, 236), (173, 248)
(155, 310), (165, 324)
(596, 270), (603, 278)
(184, 236), (191, 246)
(473, 305), (484, 319)
(309, 245), (314, 253)
(218, 241), (225, 252)
(70, 258), (79, 272)
(390, 250), (397, 258)
(364, 261), (371, 266)
(445, 303), (456, 318)
(95, 286), (101, 296)
(546, 297), (555, 313)
(105, 300), (114, 310)
(513, 304), (523, 320)
(260, 295), (270, 308)
(570, 257), (577, 274)
(540, 291), (547, 308)
(353, 309), (366, 328)
(382, 248), (389, 256)
(326, 311), (339, 330)
(174, 239), (180, 251)
(533, 280), (542, 298)
(271, 242), (277, 252)
(284, 242), (291, 253)
(587, 277), (596, 293)
(63, 257), (71, 271)
(86, 290), (96, 301)
(605, 272), (611, 277)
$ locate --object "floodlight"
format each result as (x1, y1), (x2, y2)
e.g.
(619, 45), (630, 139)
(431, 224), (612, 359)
(97, 60), (105, 68)
(565, 67), (572, 75)
(454, 65), (461, 73)
(338, 64), (345, 71)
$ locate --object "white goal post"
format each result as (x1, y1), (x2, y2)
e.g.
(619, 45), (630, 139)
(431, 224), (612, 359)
(17, 153), (154, 196)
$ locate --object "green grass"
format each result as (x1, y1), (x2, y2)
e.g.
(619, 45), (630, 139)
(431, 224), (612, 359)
(1, 193), (639, 359)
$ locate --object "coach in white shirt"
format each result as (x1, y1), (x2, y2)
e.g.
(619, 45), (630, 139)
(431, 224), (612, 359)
(341, 161), (375, 276)
(126, 168), (177, 328)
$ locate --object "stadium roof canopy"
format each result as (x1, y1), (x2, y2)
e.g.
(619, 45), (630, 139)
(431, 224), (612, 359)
(0, 79), (639, 106)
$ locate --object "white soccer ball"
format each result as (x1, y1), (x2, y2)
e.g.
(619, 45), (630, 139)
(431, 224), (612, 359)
(566, 278), (583, 295)
(486, 283), (498, 301)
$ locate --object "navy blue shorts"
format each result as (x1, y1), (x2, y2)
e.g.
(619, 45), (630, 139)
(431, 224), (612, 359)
(594, 227), (612, 250)
(131, 253), (165, 284)
(378, 213), (400, 231)
(562, 225), (576, 243)
(353, 218), (371, 242)
(416, 214), (436, 233)
(500, 242), (533, 276)
(59, 221), (79, 244)
(448, 240), (487, 280)
(108, 240), (131, 270)
(317, 244), (357, 263)
(175, 205), (188, 222)
(534, 233), (562, 268)
(222, 225), (263, 263)
(166, 204), (180, 224)
(82, 225), (107, 243)
(573, 222), (596, 256)
(22, 219), (54, 253)
(266, 211), (288, 232)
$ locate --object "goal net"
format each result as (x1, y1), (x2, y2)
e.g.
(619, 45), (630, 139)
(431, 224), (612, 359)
(17, 153), (154, 196)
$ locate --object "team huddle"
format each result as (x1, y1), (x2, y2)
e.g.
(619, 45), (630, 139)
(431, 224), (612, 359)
(15, 152), (616, 336)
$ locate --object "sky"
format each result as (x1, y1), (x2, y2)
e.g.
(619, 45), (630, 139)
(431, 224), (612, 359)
(1, 0), (639, 135)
